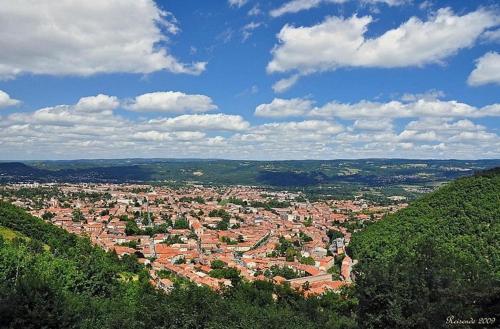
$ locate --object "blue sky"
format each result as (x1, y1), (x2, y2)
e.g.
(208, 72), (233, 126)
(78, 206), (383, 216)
(0, 0), (499, 160)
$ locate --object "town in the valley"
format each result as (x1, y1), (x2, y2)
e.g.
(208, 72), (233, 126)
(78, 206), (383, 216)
(1, 183), (407, 296)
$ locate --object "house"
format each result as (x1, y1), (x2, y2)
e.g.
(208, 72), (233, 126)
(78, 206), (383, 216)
(158, 278), (174, 292)
(341, 255), (353, 282)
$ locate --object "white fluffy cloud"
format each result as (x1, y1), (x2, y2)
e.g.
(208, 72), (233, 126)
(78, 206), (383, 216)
(400, 90), (445, 102)
(255, 98), (314, 117)
(259, 120), (344, 135)
(0, 0), (205, 79)
(74, 94), (119, 113)
(0, 94), (251, 159)
(126, 92), (217, 113)
(0, 90), (20, 108)
(148, 114), (250, 131)
(255, 97), (500, 119)
(268, 8), (499, 88)
(468, 52), (500, 86)
(314, 99), (500, 119)
(1, 93), (499, 160)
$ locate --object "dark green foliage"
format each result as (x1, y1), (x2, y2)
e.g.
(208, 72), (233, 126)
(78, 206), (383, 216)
(209, 209), (231, 230)
(179, 196), (205, 204)
(299, 231), (313, 243)
(42, 211), (55, 221)
(211, 259), (226, 269)
(119, 240), (138, 249)
(143, 223), (169, 236)
(249, 199), (291, 210)
(272, 236), (300, 261)
(125, 220), (168, 236)
(264, 265), (302, 280)
(350, 168), (500, 328)
(194, 196), (205, 204)
(173, 217), (189, 229)
(225, 197), (247, 206)
(161, 234), (183, 245)
(71, 208), (85, 222)
(220, 236), (237, 245)
(303, 217), (313, 227)
(209, 209), (231, 220)
(125, 220), (141, 236)
(300, 256), (315, 266)
(327, 229), (344, 241)
(174, 257), (186, 265)
(209, 267), (241, 286)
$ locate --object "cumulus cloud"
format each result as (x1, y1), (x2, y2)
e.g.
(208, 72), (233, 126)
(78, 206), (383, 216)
(74, 94), (120, 113)
(258, 120), (344, 135)
(255, 98), (314, 117)
(467, 52), (500, 86)
(255, 96), (500, 120)
(400, 89), (445, 102)
(310, 99), (500, 119)
(333, 116), (500, 159)
(0, 90), (20, 108)
(1, 93), (499, 160)
(0, 95), (251, 159)
(126, 92), (217, 113)
(148, 114), (250, 131)
(0, 0), (206, 79)
(268, 8), (499, 89)
(397, 118), (496, 144)
(230, 120), (345, 158)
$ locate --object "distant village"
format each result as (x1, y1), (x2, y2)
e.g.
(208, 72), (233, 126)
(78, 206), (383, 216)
(2, 183), (407, 296)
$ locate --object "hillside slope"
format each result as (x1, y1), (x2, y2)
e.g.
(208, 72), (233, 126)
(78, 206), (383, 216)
(350, 168), (500, 328)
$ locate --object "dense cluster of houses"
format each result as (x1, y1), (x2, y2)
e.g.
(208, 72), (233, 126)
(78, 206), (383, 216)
(3, 183), (406, 296)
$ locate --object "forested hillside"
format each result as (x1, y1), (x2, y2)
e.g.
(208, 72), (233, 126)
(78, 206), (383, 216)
(0, 201), (356, 329)
(350, 168), (500, 328)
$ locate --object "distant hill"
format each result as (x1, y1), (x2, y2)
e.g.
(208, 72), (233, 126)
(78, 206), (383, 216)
(0, 162), (51, 177)
(350, 167), (500, 328)
(1, 159), (499, 191)
(0, 162), (154, 183)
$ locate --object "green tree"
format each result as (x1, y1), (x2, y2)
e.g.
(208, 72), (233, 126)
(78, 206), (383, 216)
(71, 208), (85, 222)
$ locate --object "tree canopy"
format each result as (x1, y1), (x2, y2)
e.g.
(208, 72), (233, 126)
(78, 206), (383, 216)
(350, 168), (500, 328)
